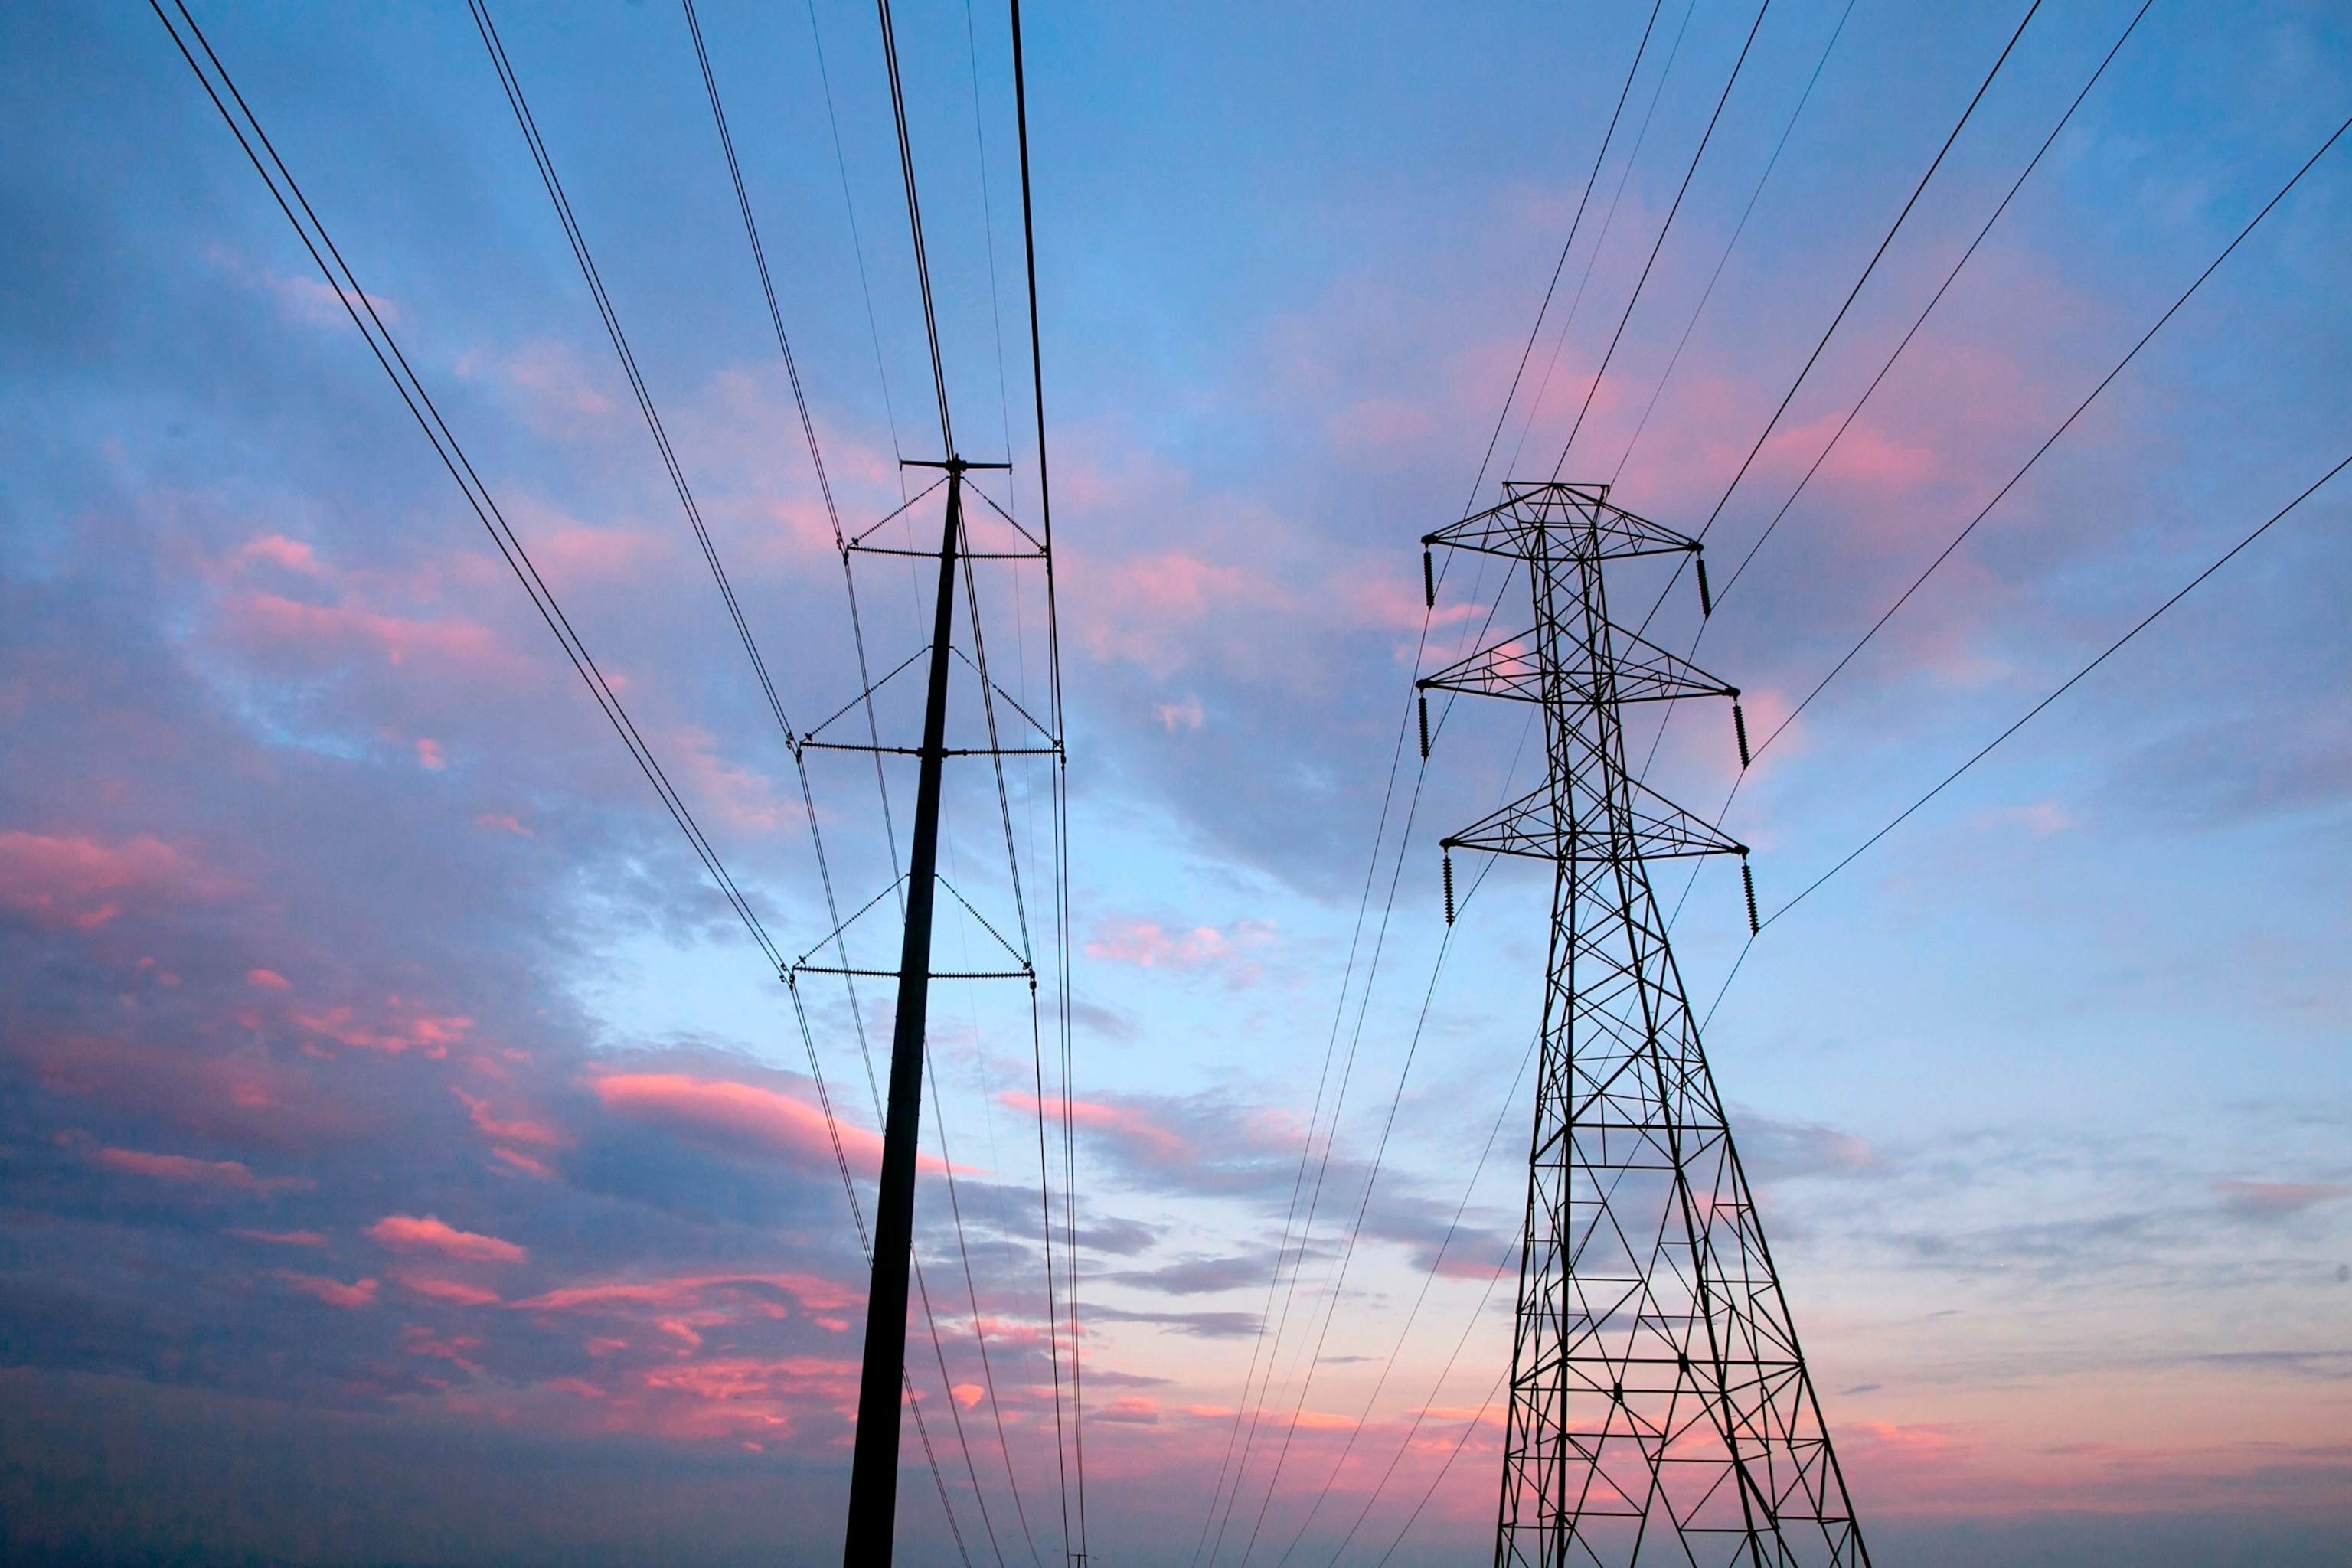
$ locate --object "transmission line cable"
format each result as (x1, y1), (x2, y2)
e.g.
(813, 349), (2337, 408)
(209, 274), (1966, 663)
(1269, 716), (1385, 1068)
(145, 0), (782, 973)
(1751, 101), (2352, 766)
(961, 0), (1021, 467)
(1219, 758), (1439, 1566)
(1628, 0), (2155, 880)
(805, 0), (911, 488)
(683, 10), (1047, 1552)
(1610, 0), (1858, 485)
(1222, 752), (1535, 1566)
(1503, 0), (1698, 488)
(1645, 54), (2341, 922)
(471, 0), (810, 763)
(1202, 673), (1544, 1566)
(1682, 0), (2044, 537)
(1546, 0), (1774, 477)
(156, 2), (999, 1549)
(1762, 447), (2352, 930)
(1263, 881), (1530, 1566)
(476, 2), (1018, 1544)
(1195, 474), (1544, 1566)
(1190, 668), (1431, 1567)
(1004, 2), (1088, 1551)
(1368, 1364), (1513, 1566)
(1459, 0), (1666, 515)
(876, 0), (956, 452)
(681, 0), (844, 543)
(1713, 0), (2153, 605)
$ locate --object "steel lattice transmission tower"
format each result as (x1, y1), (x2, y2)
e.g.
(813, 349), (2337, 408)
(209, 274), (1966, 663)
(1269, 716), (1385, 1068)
(1420, 482), (1869, 1568)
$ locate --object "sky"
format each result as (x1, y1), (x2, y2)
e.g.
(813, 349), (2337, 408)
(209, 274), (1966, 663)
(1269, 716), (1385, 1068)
(3, 1), (2350, 1565)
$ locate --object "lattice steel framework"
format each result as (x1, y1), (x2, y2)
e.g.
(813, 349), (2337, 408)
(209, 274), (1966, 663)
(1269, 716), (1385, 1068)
(1422, 482), (1868, 1568)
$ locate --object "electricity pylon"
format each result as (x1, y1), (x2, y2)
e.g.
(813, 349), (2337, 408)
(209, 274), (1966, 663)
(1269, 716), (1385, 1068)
(1421, 482), (1868, 1567)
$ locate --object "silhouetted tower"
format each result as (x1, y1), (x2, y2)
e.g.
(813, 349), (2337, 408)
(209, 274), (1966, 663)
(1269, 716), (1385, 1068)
(1420, 482), (1868, 1567)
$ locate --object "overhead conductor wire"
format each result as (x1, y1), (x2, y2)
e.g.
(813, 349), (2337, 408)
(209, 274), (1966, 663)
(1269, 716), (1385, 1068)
(1626, 0), (2144, 936)
(684, 7), (1048, 1560)
(1182, 15), (1689, 1557)
(1545, 0), (1775, 477)
(1694, 96), (2352, 1014)
(1610, 0), (1858, 485)
(1213, 6), (1787, 1551)
(872, 0), (1089, 1552)
(1460, 0), (1667, 512)
(1681, 0), (2045, 539)
(1008, 2), (1089, 1553)
(1692, 443), (2352, 1034)
(1665, 82), (2350, 938)
(1197, 14), (1769, 1555)
(474, 0), (998, 1547)
(144, 0), (782, 972)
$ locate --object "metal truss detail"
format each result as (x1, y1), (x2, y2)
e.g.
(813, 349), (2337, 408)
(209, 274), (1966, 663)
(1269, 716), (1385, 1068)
(1424, 482), (1869, 1568)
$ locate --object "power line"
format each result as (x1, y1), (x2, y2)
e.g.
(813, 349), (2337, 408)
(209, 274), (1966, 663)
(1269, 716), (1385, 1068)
(683, 11), (1048, 1557)
(1007, 2), (1089, 1553)
(1760, 446), (2352, 930)
(1501, 0), (1700, 490)
(877, 0), (956, 452)
(1546, 0), (1774, 477)
(1610, 0), (1858, 486)
(1202, 665), (1547, 1566)
(1684, 0), (2045, 539)
(469, 0), (804, 760)
(1460, 0), (1668, 515)
(681, 0), (846, 545)
(1752, 101), (2352, 765)
(145, 0), (783, 973)
(1263, 896), (1532, 1566)
(476, 5), (1018, 1550)
(1632, 0), (2157, 893)
(805, 0), (912, 482)
(1711, 0), (2154, 605)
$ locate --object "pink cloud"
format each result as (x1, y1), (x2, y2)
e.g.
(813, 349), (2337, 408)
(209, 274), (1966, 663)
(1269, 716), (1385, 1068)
(545, 1377), (609, 1400)
(263, 270), (398, 328)
(661, 726), (799, 835)
(473, 813), (534, 837)
(18, 1031), (355, 1151)
(394, 1270), (504, 1306)
(95, 1147), (312, 1193)
(1070, 549), (1269, 670)
(482, 338), (616, 427)
(222, 590), (505, 671)
(591, 1072), (929, 1174)
(276, 1270), (378, 1309)
(227, 1228), (325, 1246)
(414, 737), (446, 770)
(234, 534), (326, 575)
(368, 1214), (527, 1264)
(0, 831), (224, 929)
(493, 1148), (557, 1179)
(511, 1272), (858, 1318)
(534, 523), (664, 580)
(1155, 696), (1205, 733)
(246, 968), (293, 991)
(1098, 1395), (1161, 1425)
(453, 1088), (566, 1148)
(2215, 1181), (2351, 1220)
(295, 1001), (472, 1058)
(1001, 1093), (1191, 1164)
(1086, 916), (1275, 978)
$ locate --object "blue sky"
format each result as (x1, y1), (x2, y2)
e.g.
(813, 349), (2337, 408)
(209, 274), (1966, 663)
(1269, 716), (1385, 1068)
(4, 2), (2350, 1564)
